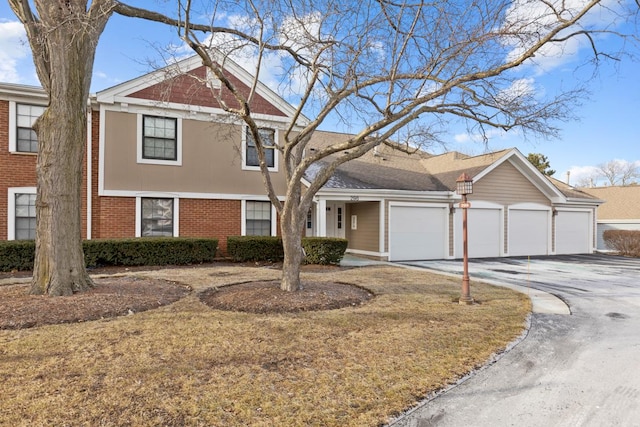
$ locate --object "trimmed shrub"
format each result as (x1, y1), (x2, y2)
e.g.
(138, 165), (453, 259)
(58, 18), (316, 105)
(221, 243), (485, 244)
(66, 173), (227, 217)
(603, 230), (640, 257)
(84, 238), (218, 267)
(302, 237), (348, 265)
(0, 238), (218, 272)
(0, 240), (36, 272)
(227, 236), (348, 265)
(227, 236), (284, 262)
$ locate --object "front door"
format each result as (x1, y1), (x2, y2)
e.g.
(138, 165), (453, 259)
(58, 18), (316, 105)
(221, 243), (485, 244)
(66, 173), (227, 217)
(326, 202), (345, 238)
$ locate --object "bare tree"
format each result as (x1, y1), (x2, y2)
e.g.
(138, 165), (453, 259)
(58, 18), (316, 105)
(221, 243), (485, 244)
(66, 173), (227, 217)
(8, 0), (115, 295)
(597, 159), (640, 186)
(7, 0), (261, 295)
(8, 0), (639, 294)
(171, 0), (638, 291)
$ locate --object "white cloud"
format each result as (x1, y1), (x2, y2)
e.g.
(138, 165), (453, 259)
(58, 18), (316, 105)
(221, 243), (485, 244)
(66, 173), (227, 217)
(567, 158), (640, 186)
(501, 0), (622, 74)
(453, 127), (509, 144)
(567, 164), (599, 185)
(279, 12), (323, 55)
(0, 20), (34, 83)
(496, 78), (536, 106)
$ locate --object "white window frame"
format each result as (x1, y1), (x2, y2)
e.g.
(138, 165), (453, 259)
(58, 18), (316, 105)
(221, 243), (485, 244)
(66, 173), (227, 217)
(136, 113), (183, 166)
(7, 187), (37, 240)
(241, 200), (277, 236)
(241, 126), (278, 172)
(8, 101), (46, 153)
(135, 196), (180, 237)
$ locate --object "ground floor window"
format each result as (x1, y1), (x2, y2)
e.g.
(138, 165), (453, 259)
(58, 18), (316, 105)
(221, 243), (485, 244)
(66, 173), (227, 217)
(141, 198), (174, 237)
(246, 201), (272, 236)
(15, 193), (36, 240)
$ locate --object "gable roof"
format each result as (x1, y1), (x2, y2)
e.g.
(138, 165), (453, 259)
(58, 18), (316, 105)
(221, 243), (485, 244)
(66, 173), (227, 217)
(421, 148), (567, 201)
(306, 158), (447, 191)
(420, 150), (510, 190)
(305, 131), (443, 192)
(96, 54), (308, 123)
(303, 134), (598, 203)
(580, 186), (640, 219)
(548, 177), (601, 201)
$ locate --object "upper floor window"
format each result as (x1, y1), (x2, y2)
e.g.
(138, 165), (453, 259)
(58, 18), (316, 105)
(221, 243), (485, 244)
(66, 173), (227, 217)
(141, 197), (175, 237)
(9, 102), (46, 153)
(143, 116), (177, 160)
(244, 127), (276, 170)
(137, 114), (182, 166)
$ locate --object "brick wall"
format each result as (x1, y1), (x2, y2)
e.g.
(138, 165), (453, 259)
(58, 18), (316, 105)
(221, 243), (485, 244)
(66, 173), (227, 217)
(0, 100), (37, 240)
(179, 198), (241, 254)
(92, 196), (136, 238)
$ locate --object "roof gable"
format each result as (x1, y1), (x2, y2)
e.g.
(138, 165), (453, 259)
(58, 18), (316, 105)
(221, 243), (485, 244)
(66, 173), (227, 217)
(420, 148), (565, 201)
(472, 149), (565, 201)
(95, 54), (304, 121)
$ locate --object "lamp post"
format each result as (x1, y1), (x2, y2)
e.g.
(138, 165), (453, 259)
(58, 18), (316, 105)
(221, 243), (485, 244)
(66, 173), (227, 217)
(456, 173), (474, 305)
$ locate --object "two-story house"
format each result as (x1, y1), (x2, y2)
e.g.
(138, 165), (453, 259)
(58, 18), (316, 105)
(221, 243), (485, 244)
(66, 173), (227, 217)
(0, 54), (602, 260)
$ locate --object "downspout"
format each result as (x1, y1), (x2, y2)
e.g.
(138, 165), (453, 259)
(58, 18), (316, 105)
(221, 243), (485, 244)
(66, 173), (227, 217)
(86, 98), (92, 240)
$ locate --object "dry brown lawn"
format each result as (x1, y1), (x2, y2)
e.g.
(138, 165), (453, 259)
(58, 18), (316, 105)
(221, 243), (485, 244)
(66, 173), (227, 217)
(0, 264), (530, 426)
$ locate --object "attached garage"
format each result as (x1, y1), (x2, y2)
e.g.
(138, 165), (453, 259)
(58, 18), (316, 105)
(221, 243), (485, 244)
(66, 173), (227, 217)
(455, 205), (502, 258)
(556, 210), (592, 254)
(389, 204), (448, 261)
(508, 206), (550, 256)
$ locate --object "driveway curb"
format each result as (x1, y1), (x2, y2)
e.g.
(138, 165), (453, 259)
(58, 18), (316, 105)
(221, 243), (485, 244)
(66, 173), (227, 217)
(340, 255), (571, 315)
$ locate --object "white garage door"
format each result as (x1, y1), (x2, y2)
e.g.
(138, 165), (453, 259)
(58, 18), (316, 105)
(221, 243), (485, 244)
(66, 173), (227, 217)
(455, 208), (502, 258)
(389, 205), (447, 261)
(556, 211), (591, 254)
(509, 209), (549, 256)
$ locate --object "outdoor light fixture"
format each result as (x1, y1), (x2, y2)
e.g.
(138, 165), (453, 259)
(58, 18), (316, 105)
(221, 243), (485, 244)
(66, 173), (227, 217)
(456, 174), (473, 196)
(456, 173), (474, 305)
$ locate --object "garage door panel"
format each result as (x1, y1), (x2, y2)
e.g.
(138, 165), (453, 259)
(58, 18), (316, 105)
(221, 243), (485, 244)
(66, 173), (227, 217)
(455, 208), (501, 258)
(556, 211), (590, 254)
(390, 206), (447, 261)
(509, 210), (549, 256)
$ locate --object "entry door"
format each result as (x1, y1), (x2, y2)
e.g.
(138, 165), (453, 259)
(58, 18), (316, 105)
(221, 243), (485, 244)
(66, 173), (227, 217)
(326, 202), (345, 238)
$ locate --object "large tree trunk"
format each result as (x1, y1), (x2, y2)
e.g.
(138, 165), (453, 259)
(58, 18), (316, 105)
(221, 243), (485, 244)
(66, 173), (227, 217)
(24, 3), (112, 295)
(279, 181), (307, 291)
(31, 95), (93, 295)
(280, 210), (306, 292)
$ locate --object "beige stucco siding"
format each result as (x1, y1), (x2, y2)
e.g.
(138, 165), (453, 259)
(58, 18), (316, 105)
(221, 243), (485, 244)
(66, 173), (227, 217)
(102, 110), (287, 195)
(346, 202), (380, 252)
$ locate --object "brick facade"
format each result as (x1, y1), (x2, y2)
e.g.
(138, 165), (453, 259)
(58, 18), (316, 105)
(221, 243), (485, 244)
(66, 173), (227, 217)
(179, 198), (242, 253)
(0, 100), (37, 240)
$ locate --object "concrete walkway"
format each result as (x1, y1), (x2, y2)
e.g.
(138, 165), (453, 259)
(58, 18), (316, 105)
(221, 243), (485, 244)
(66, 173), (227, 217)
(340, 254), (570, 315)
(386, 254), (640, 426)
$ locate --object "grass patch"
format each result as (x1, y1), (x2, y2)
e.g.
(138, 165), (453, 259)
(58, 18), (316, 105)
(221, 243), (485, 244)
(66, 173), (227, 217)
(0, 265), (530, 426)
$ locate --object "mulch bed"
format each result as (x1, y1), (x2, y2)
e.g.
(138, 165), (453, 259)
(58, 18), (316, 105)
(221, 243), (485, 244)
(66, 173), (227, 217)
(0, 263), (372, 329)
(0, 277), (191, 330)
(200, 280), (373, 313)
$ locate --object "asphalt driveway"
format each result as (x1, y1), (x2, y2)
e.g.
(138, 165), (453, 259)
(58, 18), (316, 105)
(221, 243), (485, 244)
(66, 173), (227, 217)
(389, 254), (640, 427)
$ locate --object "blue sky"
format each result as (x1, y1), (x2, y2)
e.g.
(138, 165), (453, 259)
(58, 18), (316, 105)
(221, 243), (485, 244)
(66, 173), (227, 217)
(1, 2), (638, 186)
